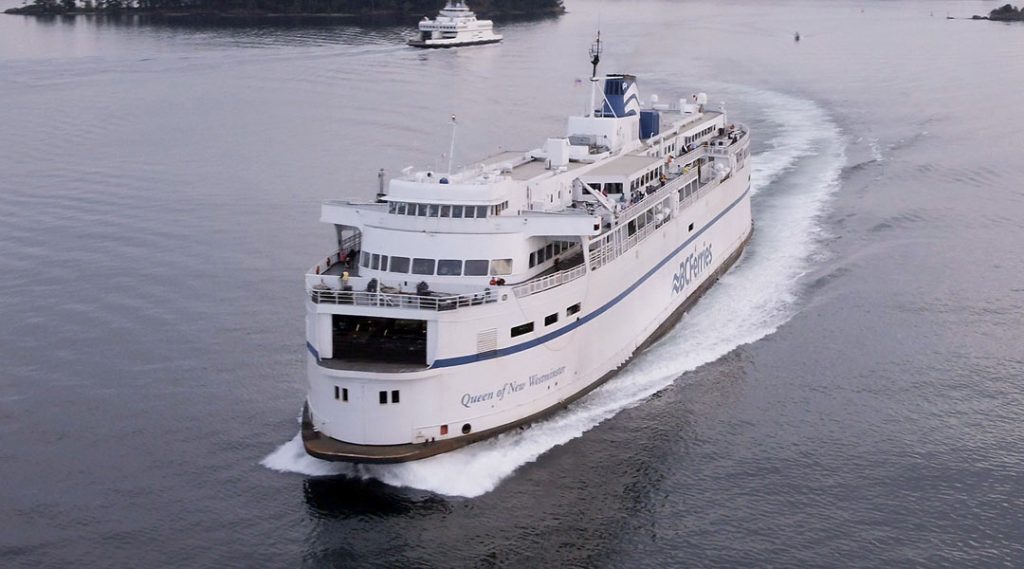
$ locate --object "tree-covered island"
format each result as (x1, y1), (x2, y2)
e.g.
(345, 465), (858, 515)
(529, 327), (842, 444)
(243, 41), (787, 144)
(972, 4), (1024, 21)
(4, 0), (566, 18)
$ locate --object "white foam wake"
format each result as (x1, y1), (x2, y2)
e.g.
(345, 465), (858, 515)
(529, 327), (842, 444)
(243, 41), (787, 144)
(262, 88), (846, 497)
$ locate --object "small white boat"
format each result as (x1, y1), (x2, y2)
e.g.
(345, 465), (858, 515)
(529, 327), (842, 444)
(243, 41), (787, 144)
(407, 1), (502, 48)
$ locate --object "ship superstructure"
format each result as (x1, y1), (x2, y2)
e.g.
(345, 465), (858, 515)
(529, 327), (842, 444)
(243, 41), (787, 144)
(301, 52), (753, 462)
(408, 1), (502, 48)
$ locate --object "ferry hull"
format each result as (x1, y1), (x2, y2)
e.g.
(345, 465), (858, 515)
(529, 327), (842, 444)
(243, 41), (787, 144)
(299, 71), (754, 464)
(407, 37), (502, 48)
(302, 219), (752, 463)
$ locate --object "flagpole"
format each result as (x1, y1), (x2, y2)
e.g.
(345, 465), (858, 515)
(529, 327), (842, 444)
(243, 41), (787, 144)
(447, 114), (457, 175)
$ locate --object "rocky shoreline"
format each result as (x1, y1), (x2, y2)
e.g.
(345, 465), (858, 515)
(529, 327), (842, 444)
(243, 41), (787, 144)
(4, 0), (566, 19)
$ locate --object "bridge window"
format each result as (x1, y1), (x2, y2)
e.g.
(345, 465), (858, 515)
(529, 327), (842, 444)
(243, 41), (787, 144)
(465, 259), (489, 276)
(490, 259), (512, 276)
(412, 258), (435, 275)
(529, 252), (537, 268)
(437, 259), (462, 276)
(452, 205), (463, 218)
(371, 254), (380, 270)
(390, 256), (410, 273)
(567, 303), (581, 316)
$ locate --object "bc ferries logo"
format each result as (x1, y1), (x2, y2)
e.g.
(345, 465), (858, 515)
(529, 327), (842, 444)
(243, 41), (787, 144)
(671, 243), (713, 295)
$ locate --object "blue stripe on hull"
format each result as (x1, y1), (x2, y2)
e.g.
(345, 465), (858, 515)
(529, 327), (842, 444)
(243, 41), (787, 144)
(432, 184), (751, 368)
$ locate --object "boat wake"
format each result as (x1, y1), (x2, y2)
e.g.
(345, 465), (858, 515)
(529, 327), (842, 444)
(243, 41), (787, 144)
(262, 88), (846, 498)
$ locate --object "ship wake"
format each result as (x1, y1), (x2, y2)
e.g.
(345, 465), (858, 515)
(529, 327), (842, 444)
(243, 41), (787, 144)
(262, 88), (846, 498)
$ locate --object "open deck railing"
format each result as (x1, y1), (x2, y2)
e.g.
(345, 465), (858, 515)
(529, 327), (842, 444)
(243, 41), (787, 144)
(308, 232), (362, 276)
(512, 264), (588, 299)
(588, 169), (723, 272)
(310, 288), (498, 311)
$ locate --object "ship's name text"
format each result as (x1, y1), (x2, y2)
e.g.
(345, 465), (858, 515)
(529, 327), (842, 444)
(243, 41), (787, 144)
(460, 366), (566, 408)
(671, 243), (713, 294)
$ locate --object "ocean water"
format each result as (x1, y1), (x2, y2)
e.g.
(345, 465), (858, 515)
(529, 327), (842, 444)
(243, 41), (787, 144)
(2, 1), (1023, 567)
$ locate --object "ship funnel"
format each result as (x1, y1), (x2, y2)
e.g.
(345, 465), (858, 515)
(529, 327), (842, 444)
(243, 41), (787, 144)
(601, 74), (639, 117)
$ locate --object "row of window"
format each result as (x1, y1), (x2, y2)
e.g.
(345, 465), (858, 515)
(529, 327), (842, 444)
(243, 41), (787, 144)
(631, 165), (666, 191)
(511, 303), (582, 338)
(528, 240), (577, 269)
(360, 251), (513, 276)
(626, 197), (672, 237)
(386, 200), (509, 219)
(590, 166), (666, 197)
(677, 178), (700, 202)
(684, 125), (716, 147)
(333, 386), (402, 405)
(736, 146), (750, 167)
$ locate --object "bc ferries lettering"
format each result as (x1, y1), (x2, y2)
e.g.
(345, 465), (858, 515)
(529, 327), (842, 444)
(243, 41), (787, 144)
(671, 243), (713, 295)
(460, 366), (566, 408)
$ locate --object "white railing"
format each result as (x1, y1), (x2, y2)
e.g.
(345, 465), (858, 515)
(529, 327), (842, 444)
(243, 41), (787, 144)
(589, 216), (662, 271)
(310, 287), (498, 311)
(512, 264), (588, 298)
(308, 233), (362, 276)
(588, 168), (723, 272)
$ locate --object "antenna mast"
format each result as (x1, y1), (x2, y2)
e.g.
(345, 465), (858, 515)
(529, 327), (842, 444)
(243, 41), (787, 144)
(447, 114), (457, 175)
(588, 31), (602, 118)
(589, 31), (602, 79)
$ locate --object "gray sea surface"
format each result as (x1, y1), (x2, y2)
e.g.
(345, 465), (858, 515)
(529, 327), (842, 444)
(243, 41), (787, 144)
(2, 1), (1023, 567)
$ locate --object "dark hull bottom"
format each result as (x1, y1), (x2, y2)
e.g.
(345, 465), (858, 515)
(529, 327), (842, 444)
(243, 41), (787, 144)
(407, 39), (502, 48)
(302, 226), (754, 464)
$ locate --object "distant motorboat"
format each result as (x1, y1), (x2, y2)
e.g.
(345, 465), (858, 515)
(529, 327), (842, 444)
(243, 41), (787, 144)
(407, 1), (502, 48)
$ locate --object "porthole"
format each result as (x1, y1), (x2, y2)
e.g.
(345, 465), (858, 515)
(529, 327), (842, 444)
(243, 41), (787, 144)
(462, 423), (472, 435)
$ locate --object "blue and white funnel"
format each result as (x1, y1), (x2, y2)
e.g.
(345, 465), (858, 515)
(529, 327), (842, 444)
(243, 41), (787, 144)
(601, 74), (640, 117)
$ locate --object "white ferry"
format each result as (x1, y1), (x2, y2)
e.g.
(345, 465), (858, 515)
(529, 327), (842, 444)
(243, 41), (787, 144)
(407, 1), (502, 48)
(301, 43), (753, 463)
